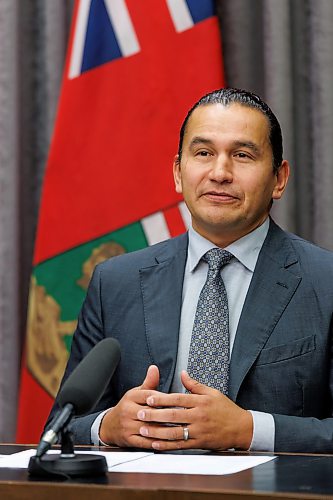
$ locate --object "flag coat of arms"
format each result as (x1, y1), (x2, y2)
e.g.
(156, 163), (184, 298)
(16, 0), (224, 442)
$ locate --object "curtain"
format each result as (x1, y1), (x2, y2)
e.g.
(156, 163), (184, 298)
(0, 0), (332, 440)
(0, 0), (73, 441)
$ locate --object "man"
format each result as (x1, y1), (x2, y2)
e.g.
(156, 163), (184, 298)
(50, 88), (333, 452)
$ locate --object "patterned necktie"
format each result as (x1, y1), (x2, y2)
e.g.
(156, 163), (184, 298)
(187, 248), (233, 394)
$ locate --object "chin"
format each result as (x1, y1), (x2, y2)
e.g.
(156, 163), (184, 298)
(203, 211), (242, 227)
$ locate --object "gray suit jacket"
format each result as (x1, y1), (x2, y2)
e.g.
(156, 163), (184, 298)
(51, 220), (333, 452)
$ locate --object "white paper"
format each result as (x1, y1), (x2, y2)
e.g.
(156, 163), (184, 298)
(0, 448), (276, 475)
(111, 453), (276, 475)
(0, 449), (152, 469)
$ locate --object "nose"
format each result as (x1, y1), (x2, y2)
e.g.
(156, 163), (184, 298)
(208, 156), (233, 183)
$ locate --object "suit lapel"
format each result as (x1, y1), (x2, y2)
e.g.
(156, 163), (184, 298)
(229, 222), (302, 401)
(140, 234), (188, 392)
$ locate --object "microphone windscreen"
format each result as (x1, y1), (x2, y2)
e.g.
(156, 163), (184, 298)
(58, 338), (121, 415)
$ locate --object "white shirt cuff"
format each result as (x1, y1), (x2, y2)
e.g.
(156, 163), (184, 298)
(248, 411), (275, 451)
(91, 409), (110, 445)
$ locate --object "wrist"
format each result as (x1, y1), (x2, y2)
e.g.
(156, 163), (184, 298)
(235, 409), (253, 450)
(99, 408), (115, 445)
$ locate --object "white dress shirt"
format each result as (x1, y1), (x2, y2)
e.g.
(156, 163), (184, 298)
(170, 218), (274, 451)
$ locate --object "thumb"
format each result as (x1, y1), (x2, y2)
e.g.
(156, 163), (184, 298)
(181, 370), (213, 395)
(140, 364), (160, 390)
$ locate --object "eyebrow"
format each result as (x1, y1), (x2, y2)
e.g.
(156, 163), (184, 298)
(189, 136), (215, 149)
(232, 140), (261, 155)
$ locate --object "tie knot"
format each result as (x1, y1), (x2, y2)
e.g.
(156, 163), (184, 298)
(203, 248), (233, 270)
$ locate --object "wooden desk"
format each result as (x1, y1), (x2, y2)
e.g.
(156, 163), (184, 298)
(1, 445), (333, 500)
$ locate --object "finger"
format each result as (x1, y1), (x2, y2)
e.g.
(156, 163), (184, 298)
(130, 388), (160, 405)
(140, 365), (160, 390)
(130, 387), (174, 407)
(181, 370), (218, 396)
(151, 437), (194, 451)
(145, 392), (196, 409)
(139, 423), (189, 441)
(137, 407), (193, 424)
(123, 433), (158, 449)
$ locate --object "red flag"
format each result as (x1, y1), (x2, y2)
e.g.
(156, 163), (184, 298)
(16, 0), (224, 443)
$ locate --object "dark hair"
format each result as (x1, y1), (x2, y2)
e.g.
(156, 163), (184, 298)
(177, 88), (283, 174)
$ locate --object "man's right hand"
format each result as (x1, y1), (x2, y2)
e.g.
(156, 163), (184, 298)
(99, 364), (160, 447)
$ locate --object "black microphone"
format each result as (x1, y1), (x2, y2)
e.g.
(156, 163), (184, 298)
(36, 337), (121, 458)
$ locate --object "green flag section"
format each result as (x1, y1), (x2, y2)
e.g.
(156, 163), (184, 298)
(16, 0), (224, 443)
(27, 219), (148, 400)
(16, 202), (190, 441)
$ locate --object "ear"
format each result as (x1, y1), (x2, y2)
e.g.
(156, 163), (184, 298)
(173, 155), (183, 194)
(272, 160), (290, 200)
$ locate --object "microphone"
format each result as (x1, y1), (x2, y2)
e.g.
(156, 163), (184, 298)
(36, 337), (121, 458)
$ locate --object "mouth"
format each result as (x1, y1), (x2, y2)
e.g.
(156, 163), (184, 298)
(202, 191), (239, 203)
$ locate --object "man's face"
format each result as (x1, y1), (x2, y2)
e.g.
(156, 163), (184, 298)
(173, 103), (289, 246)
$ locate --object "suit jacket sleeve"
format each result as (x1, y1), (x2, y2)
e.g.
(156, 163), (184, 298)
(46, 263), (111, 444)
(231, 222), (333, 453)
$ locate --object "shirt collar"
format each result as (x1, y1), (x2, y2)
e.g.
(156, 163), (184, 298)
(188, 218), (270, 273)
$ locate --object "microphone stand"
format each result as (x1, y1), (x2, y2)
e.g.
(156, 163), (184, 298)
(28, 426), (107, 478)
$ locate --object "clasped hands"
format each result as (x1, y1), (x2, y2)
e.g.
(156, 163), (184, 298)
(100, 365), (253, 451)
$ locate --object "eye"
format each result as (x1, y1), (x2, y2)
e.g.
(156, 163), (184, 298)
(196, 150), (212, 157)
(234, 151), (253, 160)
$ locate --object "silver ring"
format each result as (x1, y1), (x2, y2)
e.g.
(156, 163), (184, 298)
(183, 427), (189, 441)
